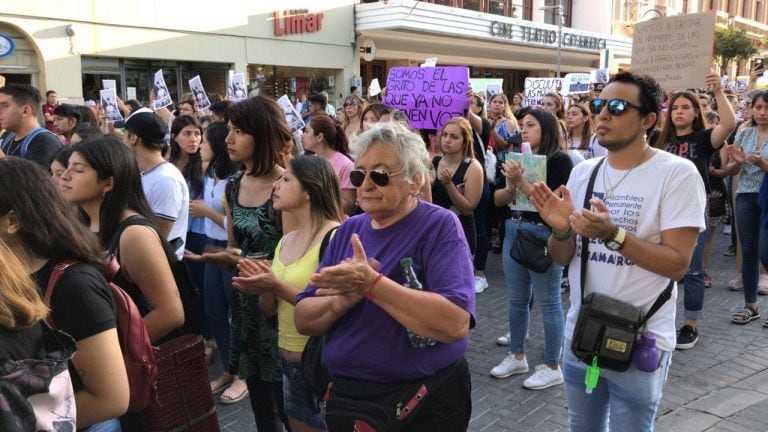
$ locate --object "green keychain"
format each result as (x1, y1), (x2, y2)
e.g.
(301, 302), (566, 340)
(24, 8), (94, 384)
(584, 356), (600, 394)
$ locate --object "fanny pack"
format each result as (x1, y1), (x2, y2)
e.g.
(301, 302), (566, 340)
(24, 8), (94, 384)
(324, 358), (463, 432)
(570, 158), (672, 372)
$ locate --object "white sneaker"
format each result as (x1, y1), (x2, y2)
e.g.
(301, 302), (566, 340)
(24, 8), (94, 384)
(523, 364), (564, 390)
(474, 276), (489, 293)
(490, 353), (529, 378)
(496, 332), (511, 346)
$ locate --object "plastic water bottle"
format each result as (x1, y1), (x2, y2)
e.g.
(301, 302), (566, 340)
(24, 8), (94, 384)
(632, 331), (661, 372)
(520, 141), (532, 155)
(401, 257), (436, 348)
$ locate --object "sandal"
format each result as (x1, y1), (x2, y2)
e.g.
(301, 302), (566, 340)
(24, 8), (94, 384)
(210, 373), (234, 395)
(732, 307), (760, 325)
(219, 378), (248, 405)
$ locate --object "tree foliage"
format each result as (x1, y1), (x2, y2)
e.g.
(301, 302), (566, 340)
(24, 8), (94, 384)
(714, 27), (758, 71)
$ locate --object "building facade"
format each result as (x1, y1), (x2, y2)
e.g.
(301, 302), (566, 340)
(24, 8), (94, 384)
(0, 1), (357, 107)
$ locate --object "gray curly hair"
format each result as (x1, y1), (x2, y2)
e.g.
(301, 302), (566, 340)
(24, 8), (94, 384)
(350, 121), (429, 184)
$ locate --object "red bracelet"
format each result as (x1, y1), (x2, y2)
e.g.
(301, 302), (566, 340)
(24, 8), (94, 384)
(364, 273), (384, 299)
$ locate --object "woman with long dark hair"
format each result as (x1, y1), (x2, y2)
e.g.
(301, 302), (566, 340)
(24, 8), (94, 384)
(0, 157), (129, 431)
(654, 73), (736, 348)
(219, 96), (295, 429)
(490, 109), (573, 389)
(61, 137), (184, 343)
(235, 155), (344, 432)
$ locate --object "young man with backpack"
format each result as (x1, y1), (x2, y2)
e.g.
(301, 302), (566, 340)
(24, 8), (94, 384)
(0, 84), (61, 168)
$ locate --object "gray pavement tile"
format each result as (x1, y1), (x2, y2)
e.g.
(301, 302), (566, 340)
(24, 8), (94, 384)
(686, 387), (768, 417)
(655, 408), (721, 431)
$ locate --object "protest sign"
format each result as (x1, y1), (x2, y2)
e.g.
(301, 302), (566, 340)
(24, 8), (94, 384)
(369, 78), (382, 97)
(631, 12), (715, 90)
(736, 75), (749, 93)
(100, 88), (123, 122)
(126, 87), (137, 101)
(469, 78), (503, 110)
(590, 68), (609, 84)
(152, 69), (173, 110)
(383, 66), (469, 130)
(421, 57), (438, 67)
(277, 94), (305, 133)
(523, 78), (562, 107)
(562, 73), (590, 95)
(102, 79), (116, 90)
(189, 75), (211, 111)
(231, 73), (247, 101)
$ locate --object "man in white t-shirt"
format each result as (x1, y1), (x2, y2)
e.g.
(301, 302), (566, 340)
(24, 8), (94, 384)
(124, 108), (189, 259)
(529, 72), (705, 431)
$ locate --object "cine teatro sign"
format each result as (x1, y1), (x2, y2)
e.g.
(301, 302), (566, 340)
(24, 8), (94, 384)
(489, 21), (607, 51)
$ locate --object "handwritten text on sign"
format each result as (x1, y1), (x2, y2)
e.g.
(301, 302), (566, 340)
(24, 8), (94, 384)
(384, 66), (469, 130)
(523, 78), (562, 107)
(631, 12), (715, 89)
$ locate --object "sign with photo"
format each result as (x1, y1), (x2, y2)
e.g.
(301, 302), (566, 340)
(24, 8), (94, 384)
(100, 88), (123, 122)
(152, 69), (173, 110)
(189, 75), (211, 111)
(277, 94), (305, 133)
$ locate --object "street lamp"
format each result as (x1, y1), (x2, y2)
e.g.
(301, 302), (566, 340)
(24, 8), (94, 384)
(540, 4), (564, 78)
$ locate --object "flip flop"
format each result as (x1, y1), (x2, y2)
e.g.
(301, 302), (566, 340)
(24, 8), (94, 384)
(732, 307), (760, 325)
(219, 379), (249, 405)
(210, 374), (234, 395)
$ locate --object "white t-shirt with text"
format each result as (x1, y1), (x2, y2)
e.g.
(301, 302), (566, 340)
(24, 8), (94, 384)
(141, 161), (190, 259)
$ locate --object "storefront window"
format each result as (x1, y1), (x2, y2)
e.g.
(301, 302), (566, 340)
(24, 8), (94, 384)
(461, 0), (480, 11)
(542, 1), (571, 27)
(248, 64), (339, 105)
(489, 0), (505, 16)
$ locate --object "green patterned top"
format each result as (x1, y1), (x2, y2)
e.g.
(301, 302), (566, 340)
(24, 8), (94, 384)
(227, 171), (282, 381)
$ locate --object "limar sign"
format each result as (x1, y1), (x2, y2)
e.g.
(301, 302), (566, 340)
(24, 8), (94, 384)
(0, 35), (15, 58)
(274, 9), (324, 36)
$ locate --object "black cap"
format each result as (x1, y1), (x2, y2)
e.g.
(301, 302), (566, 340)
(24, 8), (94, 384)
(125, 108), (167, 146)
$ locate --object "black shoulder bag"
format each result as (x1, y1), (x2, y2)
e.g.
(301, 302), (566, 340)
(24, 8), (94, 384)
(570, 158), (673, 372)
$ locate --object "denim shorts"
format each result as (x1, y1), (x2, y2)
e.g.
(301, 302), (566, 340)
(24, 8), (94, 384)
(282, 356), (326, 430)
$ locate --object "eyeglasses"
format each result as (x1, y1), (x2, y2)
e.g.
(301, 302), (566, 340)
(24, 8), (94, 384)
(349, 168), (402, 187)
(589, 98), (641, 116)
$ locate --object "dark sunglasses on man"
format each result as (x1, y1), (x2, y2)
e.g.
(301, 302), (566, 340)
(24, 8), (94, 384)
(349, 168), (403, 187)
(589, 98), (641, 116)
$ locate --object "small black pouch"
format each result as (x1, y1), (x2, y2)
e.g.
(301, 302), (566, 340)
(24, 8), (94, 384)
(509, 226), (553, 273)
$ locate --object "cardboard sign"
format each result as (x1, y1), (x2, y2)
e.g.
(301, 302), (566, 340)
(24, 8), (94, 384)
(523, 78), (563, 107)
(505, 152), (546, 212)
(562, 73), (591, 95)
(470, 78), (504, 110)
(383, 66), (470, 130)
(421, 57), (438, 67)
(231, 73), (247, 101)
(631, 12), (715, 89)
(590, 69), (609, 84)
(102, 79), (116, 90)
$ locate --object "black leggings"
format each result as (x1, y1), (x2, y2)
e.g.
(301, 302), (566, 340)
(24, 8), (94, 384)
(245, 376), (291, 432)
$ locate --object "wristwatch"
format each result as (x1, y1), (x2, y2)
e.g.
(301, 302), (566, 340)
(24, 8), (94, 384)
(604, 225), (626, 251)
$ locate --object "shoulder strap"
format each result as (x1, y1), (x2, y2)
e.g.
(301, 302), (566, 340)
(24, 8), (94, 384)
(579, 157), (606, 303)
(1, 131), (16, 152)
(318, 226), (338, 260)
(454, 159), (471, 181)
(44, 260), (81, 328)
(579, 157), (673, 322)
(432, 155), (442, 171)
(20, 128), (51, 158)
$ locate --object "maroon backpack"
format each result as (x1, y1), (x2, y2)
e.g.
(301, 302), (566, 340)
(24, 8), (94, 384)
(45, 259), (158, 413)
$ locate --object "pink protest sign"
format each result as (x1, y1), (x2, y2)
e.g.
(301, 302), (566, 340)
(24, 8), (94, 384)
(383, 66), (470, 130)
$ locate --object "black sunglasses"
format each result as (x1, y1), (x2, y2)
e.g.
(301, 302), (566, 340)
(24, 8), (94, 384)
(589, 99), (641, 116)
(349, 168), (402, 187)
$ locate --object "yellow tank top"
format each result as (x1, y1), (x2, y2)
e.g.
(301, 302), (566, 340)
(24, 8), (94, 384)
(271, 235), (322, 352)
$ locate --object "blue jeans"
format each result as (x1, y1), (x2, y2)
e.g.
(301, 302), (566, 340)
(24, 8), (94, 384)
(85, 418), (122, 432)
(563, 346), (671, 432)
(204, 239), (235, 366)
(736, 193), (768, 304)
(682, 228), (707, 320)
(503, 219), (564, 365)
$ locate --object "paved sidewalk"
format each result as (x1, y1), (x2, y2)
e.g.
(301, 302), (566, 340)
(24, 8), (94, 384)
(215, 226), (766, 431)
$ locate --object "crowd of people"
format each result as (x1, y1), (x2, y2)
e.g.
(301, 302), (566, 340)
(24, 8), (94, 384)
(0, 63), (764, 431)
